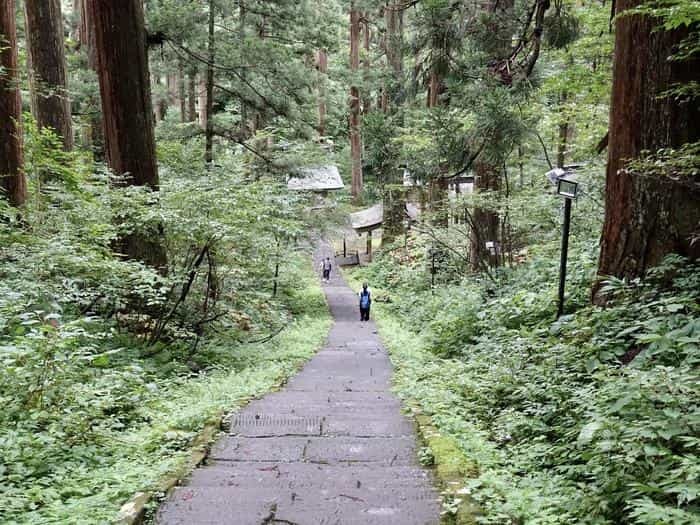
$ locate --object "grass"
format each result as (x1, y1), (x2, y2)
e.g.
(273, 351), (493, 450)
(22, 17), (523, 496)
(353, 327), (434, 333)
(1, 259), (332, 525)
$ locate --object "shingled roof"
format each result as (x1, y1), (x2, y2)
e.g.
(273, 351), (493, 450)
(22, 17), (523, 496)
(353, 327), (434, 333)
(287, 165), (344, 191)
(350, 203), (420, 233)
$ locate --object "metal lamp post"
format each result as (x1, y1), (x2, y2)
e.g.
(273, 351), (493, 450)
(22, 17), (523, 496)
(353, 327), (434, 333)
(547, 168), (580, 318)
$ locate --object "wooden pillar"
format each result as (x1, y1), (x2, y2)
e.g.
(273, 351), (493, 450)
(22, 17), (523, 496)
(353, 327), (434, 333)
(367, 230), (373, 262)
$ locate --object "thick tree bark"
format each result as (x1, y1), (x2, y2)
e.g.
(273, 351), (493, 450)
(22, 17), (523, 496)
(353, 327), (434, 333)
(25, 0), (73, 151)
(384, 1), (403, 111)
(205, 0), (215, 167)
(88, 0), (165, 268)
(350, 3), (363, 201)
(380, 2), (406, 239)
(426, 57), (447, 221)
(90, 0), (158, 187)
(76, 0), (103, 159)
(427, 70), (443, 108)
(361, 14), (371, 113)
(468, 0), (517, 269)
(470, 160), (501, 270)
(187, 69), (197, 122)
(317, 48), (328, 136)
(168, 66), (186, 123)
(154, 75), (168, 121)
(382, 186), (407, 245)
(0, 0), (26, 207)
(596, 0), (700, 291)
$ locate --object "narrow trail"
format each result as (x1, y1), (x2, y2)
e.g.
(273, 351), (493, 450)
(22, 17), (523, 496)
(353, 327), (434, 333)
(157, 245), (440, 524)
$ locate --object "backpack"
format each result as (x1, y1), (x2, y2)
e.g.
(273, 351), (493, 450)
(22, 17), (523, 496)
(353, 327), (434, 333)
(360, 290), (370, 309)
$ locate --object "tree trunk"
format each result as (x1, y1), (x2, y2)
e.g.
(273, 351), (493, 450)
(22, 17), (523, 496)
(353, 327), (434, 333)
(198, 76), (207, 128)
(76, 0), (103, 159)
(380, 3), (405, 238)
(175, 64), (186, 123)
(0, 0), (26, 207)
(384, 1), (403, 111)
(361, 14), (371, 114)
(382, 186), (406, 245)
(167, 72), (179, 115)
(25, 0), (73, 151)
(317, 48), (328, 136)
(556, 92), (568, 168)
(88, 0), (165, 268)
(468, 0), (515, 269)
(154, 75), (168, 121)
(427, 70), (440, 108)
(350, 3), (363, 201)
(595, 0), (700, 292)
(205, 0), (215, 167)
(470, 160), (501, 271)
(187, 69), (197, 122)
(426, 60), (447, 221)
(239, 0), (248, 137)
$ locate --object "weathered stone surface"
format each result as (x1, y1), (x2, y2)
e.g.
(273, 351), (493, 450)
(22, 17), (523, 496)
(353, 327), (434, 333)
(210, 437), (307, 462)
(157, 244), (439, 524)
(322, 415), (415, 437)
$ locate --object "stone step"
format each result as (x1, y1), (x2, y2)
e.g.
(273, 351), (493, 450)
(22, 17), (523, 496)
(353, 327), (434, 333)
(159, 485), (439, 525)
(211, 436), (419, 466)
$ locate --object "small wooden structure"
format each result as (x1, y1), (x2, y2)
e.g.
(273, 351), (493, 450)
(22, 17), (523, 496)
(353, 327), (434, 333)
(287, 165), (344, 193)
(349, 202), (420, 262)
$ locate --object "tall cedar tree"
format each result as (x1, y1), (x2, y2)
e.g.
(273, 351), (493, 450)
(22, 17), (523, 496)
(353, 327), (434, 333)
(205, 0), (215, 167)
(25, 0), (73, 151)
(380, 2), (406, 245)
(596, 0), (700, 290)
(0, 0), (26, 206)
(470, 0), (516, 270)
(316, 48), (328, 136)
(350, 2), (363, 201)
(75, 0), (104, 159)
(88, 0), (166, 268)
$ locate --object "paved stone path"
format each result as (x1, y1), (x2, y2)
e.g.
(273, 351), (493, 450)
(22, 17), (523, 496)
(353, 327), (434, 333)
(157, 247), (440, 525)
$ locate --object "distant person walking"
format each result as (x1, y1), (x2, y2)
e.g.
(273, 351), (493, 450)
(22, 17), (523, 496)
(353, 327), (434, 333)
(359, 283), (371, 321)
(320, 257), (332, 283)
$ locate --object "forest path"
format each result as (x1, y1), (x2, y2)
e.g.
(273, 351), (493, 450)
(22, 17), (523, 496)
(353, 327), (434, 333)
(156, 244), (440, 524)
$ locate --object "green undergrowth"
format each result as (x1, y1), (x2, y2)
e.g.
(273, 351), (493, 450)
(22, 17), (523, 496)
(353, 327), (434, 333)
(347, 247), (700, 525)
(0, 256), (331, 524)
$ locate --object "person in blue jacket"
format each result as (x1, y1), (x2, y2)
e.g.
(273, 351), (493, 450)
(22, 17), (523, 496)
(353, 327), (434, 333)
(359, 283), (371, 321)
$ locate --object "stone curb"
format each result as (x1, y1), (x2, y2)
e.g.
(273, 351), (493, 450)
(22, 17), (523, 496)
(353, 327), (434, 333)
(113, 412), (225, 525)
(405, 402), (482, 525)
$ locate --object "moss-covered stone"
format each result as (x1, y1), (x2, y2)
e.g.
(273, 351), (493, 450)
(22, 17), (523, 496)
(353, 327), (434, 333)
(409, 410), (481, 525)
(427, 434), (477, 480)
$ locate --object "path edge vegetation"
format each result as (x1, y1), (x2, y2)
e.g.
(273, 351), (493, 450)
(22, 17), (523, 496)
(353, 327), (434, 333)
(114, 258), (333, 525)
(344, 269), (479, 525)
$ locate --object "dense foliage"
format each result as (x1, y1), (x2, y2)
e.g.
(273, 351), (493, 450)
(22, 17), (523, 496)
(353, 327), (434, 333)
(0, 121), (333, 523)
(351, 242), (699, 524)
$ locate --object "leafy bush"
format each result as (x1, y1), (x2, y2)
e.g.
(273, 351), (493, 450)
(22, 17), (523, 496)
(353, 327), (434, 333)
(0, 124), (333, 523)
(351, 243), (700, 524)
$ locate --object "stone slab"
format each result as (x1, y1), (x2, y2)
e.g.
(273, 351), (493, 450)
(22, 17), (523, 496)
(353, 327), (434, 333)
(304, 437), (417, 465)
(210, 437), (307, 462)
